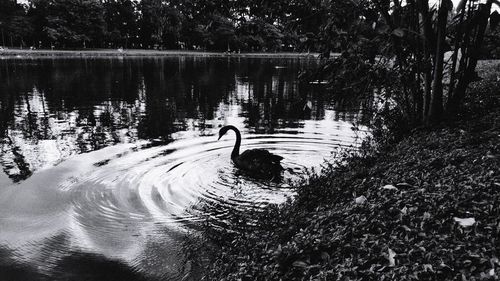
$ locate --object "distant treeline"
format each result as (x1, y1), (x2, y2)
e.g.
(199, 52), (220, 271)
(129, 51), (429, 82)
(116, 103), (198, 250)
(0, 0), (330, 51)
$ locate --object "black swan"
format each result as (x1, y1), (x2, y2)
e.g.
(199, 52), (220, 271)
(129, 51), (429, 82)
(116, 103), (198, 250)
(218, 125), (283, 179)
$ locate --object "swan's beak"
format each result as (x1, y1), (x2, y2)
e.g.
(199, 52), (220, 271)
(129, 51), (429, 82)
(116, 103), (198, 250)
(217, 135), (222, 140)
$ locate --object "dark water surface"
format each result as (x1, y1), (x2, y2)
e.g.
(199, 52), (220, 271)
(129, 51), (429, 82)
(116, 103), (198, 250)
(0, 56), (366, 280)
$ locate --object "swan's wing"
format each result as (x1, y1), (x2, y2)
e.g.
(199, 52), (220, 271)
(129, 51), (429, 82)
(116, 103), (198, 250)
(240, 149), (283, 163)
(237, 149), (284, 179)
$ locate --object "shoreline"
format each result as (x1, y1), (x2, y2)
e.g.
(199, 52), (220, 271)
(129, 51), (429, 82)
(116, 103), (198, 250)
(193, 60), (500, 280)
(0, 49), (322, 58)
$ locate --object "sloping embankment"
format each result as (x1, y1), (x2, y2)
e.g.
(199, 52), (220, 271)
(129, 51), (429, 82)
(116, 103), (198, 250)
(194, 60), (500, 280)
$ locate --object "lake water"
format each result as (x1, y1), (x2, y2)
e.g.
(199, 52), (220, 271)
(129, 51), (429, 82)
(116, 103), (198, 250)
(0, 56), (366, 280)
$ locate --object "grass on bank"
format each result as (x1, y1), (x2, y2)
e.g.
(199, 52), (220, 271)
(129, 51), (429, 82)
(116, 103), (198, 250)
(187, 61), (500, 280)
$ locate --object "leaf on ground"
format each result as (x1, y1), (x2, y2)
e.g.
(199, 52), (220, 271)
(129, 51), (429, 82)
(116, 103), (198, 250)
(381, 184), (398, 190)
(354, 195), (367, 204)
(388, 248), (396, 267)
(292, 261), (309, 268)
(321, 252), (330, 261)
(423, 212), (431, 220)
(453, 217), (476, 227)
(396, 182), (412, 188)
(424, 264), (434, 272)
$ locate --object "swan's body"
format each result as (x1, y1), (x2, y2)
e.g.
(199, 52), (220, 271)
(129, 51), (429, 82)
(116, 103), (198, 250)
(218, 125), (283, 179)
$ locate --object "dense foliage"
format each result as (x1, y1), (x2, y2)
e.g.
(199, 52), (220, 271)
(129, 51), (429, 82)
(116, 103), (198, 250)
(0, 0), (337, 51)
(0, 0), (33, 47)
(298, 0), (500, 128)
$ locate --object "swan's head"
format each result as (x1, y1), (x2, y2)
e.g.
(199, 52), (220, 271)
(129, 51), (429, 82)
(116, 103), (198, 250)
(218, 125), (237, 140)
(218, 126), (229, 140)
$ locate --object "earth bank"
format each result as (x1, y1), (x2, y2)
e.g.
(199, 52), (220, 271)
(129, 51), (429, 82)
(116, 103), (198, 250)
(189, 60), (500, 281)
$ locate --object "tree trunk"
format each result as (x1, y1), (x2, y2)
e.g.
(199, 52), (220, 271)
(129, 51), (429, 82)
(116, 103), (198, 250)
(418, 0), (434, 123)
(427, 1), (448, 124)
(447, 1), (467, 102)
(448, 2), (492, 113)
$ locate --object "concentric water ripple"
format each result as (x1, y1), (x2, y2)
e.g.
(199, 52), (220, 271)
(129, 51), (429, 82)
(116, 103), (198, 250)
(0, 128), (364, 279)
(67, 131), (357, 228)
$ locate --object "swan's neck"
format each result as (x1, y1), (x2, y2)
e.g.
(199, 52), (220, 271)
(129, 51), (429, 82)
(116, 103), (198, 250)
(229, 127), (241, 160)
